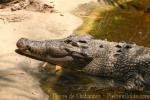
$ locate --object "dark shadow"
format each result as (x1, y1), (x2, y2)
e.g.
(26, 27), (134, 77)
(39, 64), (121, 100)
(39, 64), (150, 100)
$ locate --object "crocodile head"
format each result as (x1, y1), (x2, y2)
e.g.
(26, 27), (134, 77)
(16, 35), (93, 69)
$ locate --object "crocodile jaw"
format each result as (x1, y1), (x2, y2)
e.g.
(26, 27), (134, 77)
(15, 38), (83, 67)
(16, 38), (69, 62)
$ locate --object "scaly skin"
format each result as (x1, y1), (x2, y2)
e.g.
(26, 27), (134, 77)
(16, 34), (150, 91)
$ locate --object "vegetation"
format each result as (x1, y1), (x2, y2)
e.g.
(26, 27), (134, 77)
(75, 0), (150, 47)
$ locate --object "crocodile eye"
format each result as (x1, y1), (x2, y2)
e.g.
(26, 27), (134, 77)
(78, 40), (87, 43)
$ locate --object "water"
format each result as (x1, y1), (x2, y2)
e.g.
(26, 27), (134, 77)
(41, 0), (150, 100)
(75, 0), (150, 47)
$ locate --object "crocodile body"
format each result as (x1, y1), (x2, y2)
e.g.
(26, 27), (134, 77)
(16, 34), (150, 90)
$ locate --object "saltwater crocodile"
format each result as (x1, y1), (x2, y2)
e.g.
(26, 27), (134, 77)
(16, 34), (150, 91)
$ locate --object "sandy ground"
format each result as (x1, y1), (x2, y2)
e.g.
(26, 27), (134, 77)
(0, 0), (96, 100)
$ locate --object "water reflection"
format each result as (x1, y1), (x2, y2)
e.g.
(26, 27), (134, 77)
(40, 64), (122, 100)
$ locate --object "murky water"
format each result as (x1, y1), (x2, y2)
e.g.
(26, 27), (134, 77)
(75, 0), (150, 47)
(89, 4), (150, 47)
(41, 0), (150, 100)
